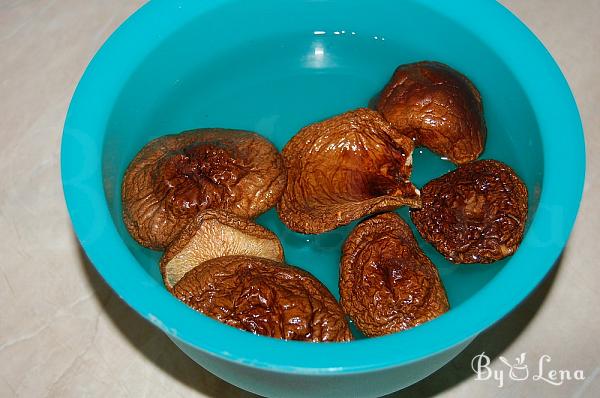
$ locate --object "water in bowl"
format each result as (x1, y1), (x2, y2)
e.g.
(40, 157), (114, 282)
(104, 28), (542, 338)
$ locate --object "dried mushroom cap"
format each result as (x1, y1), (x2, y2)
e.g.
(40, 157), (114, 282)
(160, 210), (284, 289)
(410, 159), (528, 263)
(277, 108), (420, 234)
(340, 213), (449, 337)
(173, 255), (353, 342)
(121, 128), (286, 249)
(376, 61), (486, 164)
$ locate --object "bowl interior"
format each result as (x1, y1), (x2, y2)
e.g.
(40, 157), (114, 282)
(102, 0), (543, 338)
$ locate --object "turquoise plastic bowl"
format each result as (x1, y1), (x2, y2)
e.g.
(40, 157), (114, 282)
(61, 0), (585, 396)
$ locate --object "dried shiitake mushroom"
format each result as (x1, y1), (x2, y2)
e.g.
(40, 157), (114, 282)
(160, 210), (284, 290)
(340, 213), (449, 337)
(376, 61), (486, 164)
(410, 159), (528, 263)
(277, 108), (420, 234)
(122, 129), (286, 249)
(173, 255), (352, 342)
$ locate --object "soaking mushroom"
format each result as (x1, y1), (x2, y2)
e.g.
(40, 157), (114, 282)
(121, 128), (286, 249)
(340, 213), (449, 337)
(277, 108), (420, 234)
(376, 61), (486, 164)
(173, 255), (353, 342)
(410, 159), (528, 263)
(160, 210), (283, 290)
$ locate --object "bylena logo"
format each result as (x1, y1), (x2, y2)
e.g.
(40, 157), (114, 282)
(471, 352), (585, 388)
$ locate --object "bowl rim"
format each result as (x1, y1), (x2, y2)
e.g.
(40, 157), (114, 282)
(61, 0), (585, 374)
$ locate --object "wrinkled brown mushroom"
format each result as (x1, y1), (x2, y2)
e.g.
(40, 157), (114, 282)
(376, 61), (486, 164)
(173, 255), (352, 342)
(160, 210), (284, 289)
(340, 213), (449, 337)
(121, 128), (286, 249)
(277, 108), (420, 234)
(410, 159), (528, 263)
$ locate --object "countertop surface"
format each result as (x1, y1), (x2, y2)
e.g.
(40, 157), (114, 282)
(1, 1), (598, 397)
